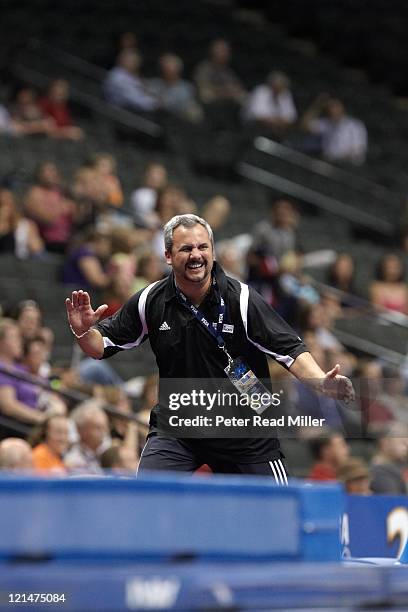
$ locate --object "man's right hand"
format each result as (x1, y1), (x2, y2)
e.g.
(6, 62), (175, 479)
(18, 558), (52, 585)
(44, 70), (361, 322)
(65, 290), (108, 336)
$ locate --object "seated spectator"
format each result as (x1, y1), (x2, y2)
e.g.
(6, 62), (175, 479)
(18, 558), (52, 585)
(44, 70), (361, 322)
(217, 242), (245, 281)
(131, 162), (168, 228)
(369, 253), (408, 315)
(21, 336), (65, 410)
(301, 95), (367, 164)
(30, 414), (70, 473)
(194, 38), (246, 104)
(0, 188), (44, 258)
(39, 79), (84, 140)
(104, 274), (134, 318)
(117, 31), (138, 53)
(24, 162), (76, 254)
(88, 153), (124, 208)
(0, 104), (16, 134)
(357, 360), (393, 430)
(134, 250), (164, 292)
(370, 424), (408, 494)
(0, 319), (45, 425)
(337, 457), (371, 495)
(251, 198), (299, 261)
(308, 431), (350, 480)
(300, 302), (343, 352)
(377, 366), (408, 426)
(150, 54), (202, 122)
(11, 300), (54, 358)
(64, 400), (110, 473)
(243, 71), (297, 134)
(328, 253), (357, 298)
(202, 196), (231, 235)
(62, 228), (112, 290)
(151, 185), (192, 258)
(103, 50), (158, 112)
(0, 437), (33, 470)
(11, 88), (55, 136)
(100, 442), (138, 472)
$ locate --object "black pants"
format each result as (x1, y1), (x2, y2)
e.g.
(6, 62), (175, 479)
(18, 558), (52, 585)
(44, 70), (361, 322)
(138, 436), (289, 485)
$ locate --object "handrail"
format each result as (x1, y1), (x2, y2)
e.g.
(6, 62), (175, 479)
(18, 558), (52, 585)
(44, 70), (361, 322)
(13, 63), (162, 138)
(28, 38), (107, 82)
(309, 279), (408, 329)
(254, 136), (395, 201)
(332, 329), (404, 365)
(0, 364), (146, 426)
(238, 162), (394, 236)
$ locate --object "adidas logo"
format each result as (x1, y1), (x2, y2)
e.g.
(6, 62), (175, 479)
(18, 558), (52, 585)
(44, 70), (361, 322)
(159, 321), (171, 331)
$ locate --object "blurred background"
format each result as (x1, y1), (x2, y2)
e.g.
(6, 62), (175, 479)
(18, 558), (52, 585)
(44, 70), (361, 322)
(0, 0), (407, 495)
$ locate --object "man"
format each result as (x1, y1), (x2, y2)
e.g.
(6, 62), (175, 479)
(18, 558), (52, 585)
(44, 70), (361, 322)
(64, 400), (110, 473)
(370, 424), (408, 494)
(0, 437), (33, 470)
(308, 431), (350, 481)
(301, 95), (367, 164)
(243, 71), (298, 132)
(66, 214), (354, 480)
(103, 49), (158, 112)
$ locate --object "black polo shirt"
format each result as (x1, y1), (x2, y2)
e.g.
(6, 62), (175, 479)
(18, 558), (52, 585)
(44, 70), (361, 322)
(96, 262), (308, 463)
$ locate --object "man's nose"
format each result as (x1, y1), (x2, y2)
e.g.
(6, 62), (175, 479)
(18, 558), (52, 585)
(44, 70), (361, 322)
(190, 247), (202, 258)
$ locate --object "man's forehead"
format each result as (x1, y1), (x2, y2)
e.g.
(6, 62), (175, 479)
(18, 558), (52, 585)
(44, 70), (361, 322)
(172, 224), (210, 245)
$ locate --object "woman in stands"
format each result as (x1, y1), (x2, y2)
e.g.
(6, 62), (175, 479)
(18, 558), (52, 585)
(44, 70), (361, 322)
(370, 253), (408, 315)
(0, 188), (44, 258)
(24, 162), (76, 255)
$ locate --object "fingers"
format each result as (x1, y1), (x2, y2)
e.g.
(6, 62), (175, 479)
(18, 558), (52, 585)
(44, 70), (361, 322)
(325, 363), (340, 379)
(68, 290), (91, 309)
(94, 304), (108, 321)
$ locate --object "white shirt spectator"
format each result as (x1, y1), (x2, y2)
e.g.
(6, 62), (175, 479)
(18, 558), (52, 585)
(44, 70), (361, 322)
(310, 116), (367, 164)
(131, 187), (159, 228)
(244, 85), (297, 123)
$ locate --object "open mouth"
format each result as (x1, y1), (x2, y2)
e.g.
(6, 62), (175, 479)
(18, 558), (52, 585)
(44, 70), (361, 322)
(186, 262), (205, 270)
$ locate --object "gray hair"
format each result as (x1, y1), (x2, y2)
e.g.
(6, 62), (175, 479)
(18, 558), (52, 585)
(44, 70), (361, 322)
(70, 399), (106, 429)
(163, 214), (214, 252)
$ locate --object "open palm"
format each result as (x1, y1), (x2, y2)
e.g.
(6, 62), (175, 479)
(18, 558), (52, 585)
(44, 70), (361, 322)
(65, 290), (108, 335)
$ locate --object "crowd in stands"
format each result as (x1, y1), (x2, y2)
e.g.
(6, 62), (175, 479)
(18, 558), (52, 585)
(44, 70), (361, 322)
(1, 36), (368, 165)
(0, 33), (406, 491)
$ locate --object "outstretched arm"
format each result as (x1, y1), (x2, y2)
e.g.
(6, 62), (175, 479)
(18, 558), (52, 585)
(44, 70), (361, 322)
(65, 290), (108, 359)
(290, 351), (355, 403)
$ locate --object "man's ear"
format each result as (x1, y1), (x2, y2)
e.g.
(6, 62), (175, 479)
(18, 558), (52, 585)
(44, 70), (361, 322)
(164, 250), (172, 265)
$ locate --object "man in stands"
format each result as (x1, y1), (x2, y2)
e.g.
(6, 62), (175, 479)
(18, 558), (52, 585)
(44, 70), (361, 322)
(66, 213), (354, 478)
(104, 50), (158, 112)
(0, 438), (33, 470)
(301, 94), (367, 164)
(64, 400), (110, 473)
(243, 71), (297, 134)
(308, 431), (350, 480)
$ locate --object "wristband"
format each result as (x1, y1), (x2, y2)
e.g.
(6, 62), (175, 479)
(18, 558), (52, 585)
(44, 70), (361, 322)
(69, 323), (92, 339)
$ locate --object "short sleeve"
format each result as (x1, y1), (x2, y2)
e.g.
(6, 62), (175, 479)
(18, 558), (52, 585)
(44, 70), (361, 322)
(95, 290), (147, 359)
(246, 286), (308, 369)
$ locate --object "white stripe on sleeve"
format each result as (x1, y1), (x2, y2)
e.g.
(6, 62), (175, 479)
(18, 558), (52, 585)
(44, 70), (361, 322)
(238, 281), (294, 368)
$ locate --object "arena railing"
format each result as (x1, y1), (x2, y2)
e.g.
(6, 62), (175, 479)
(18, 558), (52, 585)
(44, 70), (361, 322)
(308, 280), (408, 364)
(0, 363), (146, 428)
(238, 161), (394, 236)
(254, 136), (393, 200)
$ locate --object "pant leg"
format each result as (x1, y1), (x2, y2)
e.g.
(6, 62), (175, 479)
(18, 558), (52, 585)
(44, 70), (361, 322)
(138, 435), (202, 474)
(208, 457), (289, 485)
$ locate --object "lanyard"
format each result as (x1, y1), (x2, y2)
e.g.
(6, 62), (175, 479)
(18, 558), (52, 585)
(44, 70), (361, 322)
(175, 277), (232, 364)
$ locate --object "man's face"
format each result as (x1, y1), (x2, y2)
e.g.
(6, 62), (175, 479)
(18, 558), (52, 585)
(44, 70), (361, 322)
(80, 411), (108, 451)
(165, 224), (214, 286)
